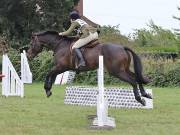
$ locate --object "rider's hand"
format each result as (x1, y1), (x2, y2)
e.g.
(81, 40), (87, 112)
(59, 33), (63, 36)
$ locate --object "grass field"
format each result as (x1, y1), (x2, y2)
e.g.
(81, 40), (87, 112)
(0, 83), (180, 135)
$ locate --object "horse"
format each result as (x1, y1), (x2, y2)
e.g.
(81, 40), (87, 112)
(27, 30), (152, 106)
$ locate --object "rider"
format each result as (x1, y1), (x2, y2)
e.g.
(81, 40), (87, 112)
(59, 11), (98, 69)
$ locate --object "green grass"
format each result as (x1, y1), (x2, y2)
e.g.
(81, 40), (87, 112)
(0, 83), (180, 135)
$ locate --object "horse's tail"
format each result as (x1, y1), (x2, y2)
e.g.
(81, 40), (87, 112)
(124, 47), (150, 84)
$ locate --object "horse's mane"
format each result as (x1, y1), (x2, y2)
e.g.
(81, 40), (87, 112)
(34, 30), (59, 36)
(33, 30), (78, 45)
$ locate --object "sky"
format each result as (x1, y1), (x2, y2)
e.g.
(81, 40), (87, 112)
(84, 0), (180, 35)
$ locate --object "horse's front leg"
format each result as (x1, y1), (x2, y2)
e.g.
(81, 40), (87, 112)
(44, 66), (65, 97)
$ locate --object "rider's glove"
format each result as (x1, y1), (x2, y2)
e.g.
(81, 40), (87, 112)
(59, 33), (63, 36)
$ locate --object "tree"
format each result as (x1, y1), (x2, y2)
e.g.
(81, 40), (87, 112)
(173, 6), (180, 54)
(0, 0), (79, 49)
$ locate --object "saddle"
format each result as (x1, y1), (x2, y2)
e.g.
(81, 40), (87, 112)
(83, 39), (100, 48)
(70, 39), (100, 53)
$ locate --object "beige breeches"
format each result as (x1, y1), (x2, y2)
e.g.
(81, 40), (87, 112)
(72, 32), (98, 49)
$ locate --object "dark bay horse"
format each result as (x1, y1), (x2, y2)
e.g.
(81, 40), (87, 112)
(27, 31), (152, 106)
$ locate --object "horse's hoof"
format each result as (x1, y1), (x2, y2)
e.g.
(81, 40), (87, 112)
(140, 98), (146, 106)
(135, 96), (146, 106)
(142, 93), (153, 99)
(46, 91), (52, 98)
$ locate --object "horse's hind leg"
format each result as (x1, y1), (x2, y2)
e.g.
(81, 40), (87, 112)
(115, 71), (146, 106)
(139, 84), (152, 99)
(128, 71), (152, 99)
(44, 66), (66, 97)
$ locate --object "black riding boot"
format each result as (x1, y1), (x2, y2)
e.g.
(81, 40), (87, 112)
(74, 48), (86, 68)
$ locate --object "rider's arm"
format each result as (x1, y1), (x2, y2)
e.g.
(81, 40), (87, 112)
(61, 21), (79, 36)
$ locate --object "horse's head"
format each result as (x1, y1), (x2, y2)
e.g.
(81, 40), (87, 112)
(27, 31), (60, 60)
(27, 33), (43, 60)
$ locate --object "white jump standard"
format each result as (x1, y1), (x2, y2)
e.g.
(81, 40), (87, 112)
(92, 56), (116, 128)
(2, 54), (24, 97)
(21, 50), (32, 84)
(2, 50), (32, 97)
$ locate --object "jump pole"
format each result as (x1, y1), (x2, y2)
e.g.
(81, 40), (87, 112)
(92, 55), (116, 128)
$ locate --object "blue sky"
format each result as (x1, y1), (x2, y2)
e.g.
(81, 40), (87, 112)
(84, 0), (180, 34)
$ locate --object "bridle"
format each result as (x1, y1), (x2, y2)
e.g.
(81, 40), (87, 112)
(32, 35), (40, 48)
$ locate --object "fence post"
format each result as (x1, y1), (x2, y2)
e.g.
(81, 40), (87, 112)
(2, 54), (24, 97)
(21, 50), (32, 83)
(92, 55), (116, 128)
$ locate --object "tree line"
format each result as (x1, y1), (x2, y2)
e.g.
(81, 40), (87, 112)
(0, 0), (79, 49)
(0, 1), (179, 87)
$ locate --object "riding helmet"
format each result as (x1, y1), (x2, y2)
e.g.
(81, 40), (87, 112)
(69, 11), (80, 20)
